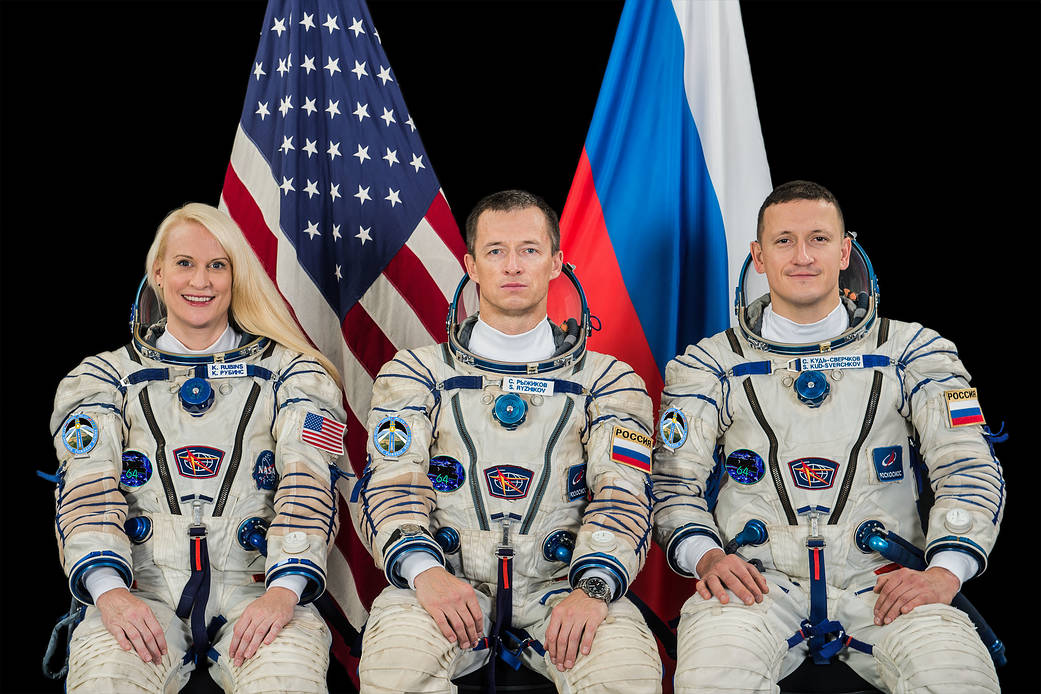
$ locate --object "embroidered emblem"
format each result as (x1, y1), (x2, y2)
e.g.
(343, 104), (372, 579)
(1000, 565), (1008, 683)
(787, 457), (839, 490)
(61, 413), (99, 456)
(120, 451), (152, 488)
(484, 465), (534, 500)
(373, 416), (411, 457)
(659, 408), (688, 450)
(253, 450), (278, 490)
(611, 425), (653, 473)
(725, 449), (765, 485)
(428, 455), (466, 493)
(872, 446), (903, 482)
(943, 388), (985, 428)
(566, 463), (588, 501)
(301, 412), (346, 455)
(173, 446), (225, 479)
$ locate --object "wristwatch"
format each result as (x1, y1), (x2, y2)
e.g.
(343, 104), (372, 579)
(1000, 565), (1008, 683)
(575, 576), (612, 603)
(383, 523), (430, 554)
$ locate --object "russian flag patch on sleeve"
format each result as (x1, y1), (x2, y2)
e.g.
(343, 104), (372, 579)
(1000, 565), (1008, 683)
(943, 388), (986, 428)
(610, 425), (653, 473)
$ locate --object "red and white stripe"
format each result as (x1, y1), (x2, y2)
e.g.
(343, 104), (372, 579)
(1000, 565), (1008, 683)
(220, 123), (466, 627)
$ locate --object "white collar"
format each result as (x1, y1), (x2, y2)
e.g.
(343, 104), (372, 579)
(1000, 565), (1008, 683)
(761, 302), (849, 345)
(469, 316), (555, 363)
(157, 324), (241, 355)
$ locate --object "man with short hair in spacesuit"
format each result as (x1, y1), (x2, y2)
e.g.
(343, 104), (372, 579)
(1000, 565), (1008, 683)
(355, 190), (663, 692)
(654, 181), (1003, 693)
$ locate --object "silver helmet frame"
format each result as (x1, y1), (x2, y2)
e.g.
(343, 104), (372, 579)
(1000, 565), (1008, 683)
(445, 263), (591, 375)
(734, 234), (879, 355)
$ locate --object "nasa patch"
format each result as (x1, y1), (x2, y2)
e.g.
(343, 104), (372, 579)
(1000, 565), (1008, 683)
(566, 464), (588, 501)
(120, 451), (152, 488)
(659, 408), (688, 450)
(788, 457), (839, 490)
(872, 446), (903, 483)
(253, 450), (278, 490)
(61, 413), (99, 456)
(484, 465), (534, 500)
(373, 416), (411, 458)
(725, 449), (765, 485)
(428, 455), (466, 493)
(173, 445), (225, 479)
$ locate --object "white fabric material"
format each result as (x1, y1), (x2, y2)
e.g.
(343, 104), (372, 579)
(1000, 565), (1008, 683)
(670, 0), (772, 322)
(675, 535), (722, 578)
(401, 552), (442, 589)
(761, 302), (848, 344)
(83, 567), (126, 602)
(156, 323), (241, 354)
(927, 551), (977, 588)
(468, 316), (555, 363)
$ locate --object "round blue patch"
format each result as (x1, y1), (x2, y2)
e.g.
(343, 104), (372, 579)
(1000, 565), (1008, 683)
(253, 450), (278, 490)
(659, 407), (688, 450)
(428, 455), (465, 492)
(725, 449), (765, 485)
(61, 413), (99, 455)
(120, 451), (152, 488)
(374, 416), (411, 458)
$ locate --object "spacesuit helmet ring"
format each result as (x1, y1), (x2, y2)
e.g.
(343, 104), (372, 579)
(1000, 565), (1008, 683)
(734, 233), (879, 355)
(446, 263), (591, 374)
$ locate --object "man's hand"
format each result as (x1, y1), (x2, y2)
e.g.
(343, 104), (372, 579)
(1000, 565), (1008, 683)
(695, 548), (769, 605)
(95, 588), (168, 663)
(544, 589), (609, 672)
(873, 566), (959, 626)
(228, 586), (297, 667)
(413, 566), (483, 649)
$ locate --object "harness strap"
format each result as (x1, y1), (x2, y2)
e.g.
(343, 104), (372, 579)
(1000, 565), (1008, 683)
(175, 527), (215, 664)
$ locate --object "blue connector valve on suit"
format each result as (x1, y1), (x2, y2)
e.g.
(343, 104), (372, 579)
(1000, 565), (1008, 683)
(236, 517), (269, 555)
(542, 530), (575, 563)
(794, 371), (830, 408)
(124, 517), (152, 544)
(492, 394), (527, 430)
(435, 527), (460, 555)
(179, 377), (214, 416)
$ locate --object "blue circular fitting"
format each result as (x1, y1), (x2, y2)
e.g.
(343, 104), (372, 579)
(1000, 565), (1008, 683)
(854, 519), (886, 553)
(794, 370), (830, 408)
(734, 519), (769, 547)
(493, 393), (527, 430)
(237, 517), (270, 553)
(179, 377), (214, 416)
(435, 527), (460, 554)
(542, 530), (575, 563)
(124, 516), (152, 544)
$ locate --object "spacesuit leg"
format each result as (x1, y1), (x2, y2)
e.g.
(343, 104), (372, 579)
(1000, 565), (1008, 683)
(673, 576), (805, 694)
(833, 589), (1000, 694)
(208, 589), (332, 694)
(66, 592), (193, 694)
(527, 595), (663, 694)
(358, 586), (492, 694)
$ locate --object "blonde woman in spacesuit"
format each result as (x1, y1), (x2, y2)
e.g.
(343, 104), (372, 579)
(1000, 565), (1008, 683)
(51, 203), (346, 693)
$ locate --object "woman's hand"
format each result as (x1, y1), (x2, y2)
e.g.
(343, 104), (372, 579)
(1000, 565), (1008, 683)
(95, 588), (168, 663)
(228, 587), (298, 667)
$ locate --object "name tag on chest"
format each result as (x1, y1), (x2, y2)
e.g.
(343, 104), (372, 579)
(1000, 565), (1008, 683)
(502, 377), (554, 397)
(207, 363), (248, 378)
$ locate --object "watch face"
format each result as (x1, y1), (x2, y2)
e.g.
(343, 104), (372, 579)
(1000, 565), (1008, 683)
(399, 524), (423, 536)
(579, 577), (609, 600)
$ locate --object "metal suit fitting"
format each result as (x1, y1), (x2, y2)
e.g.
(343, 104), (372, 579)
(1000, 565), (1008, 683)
(794, 370), (830, 407)
(237, 517), (270, 554)
(179, 377), (214, 416)
(492, 393), (527, 430)
(434, 526), (460, 554)
(854, 519), (886, 554)
(542, 530), (575, 563)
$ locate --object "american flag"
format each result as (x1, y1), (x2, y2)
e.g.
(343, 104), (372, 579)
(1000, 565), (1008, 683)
(301, 411), (347, 455)
(218, 0), (466, 677)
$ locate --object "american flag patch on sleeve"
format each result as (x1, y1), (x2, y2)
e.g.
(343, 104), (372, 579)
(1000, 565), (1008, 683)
(300, 412), (346, 455)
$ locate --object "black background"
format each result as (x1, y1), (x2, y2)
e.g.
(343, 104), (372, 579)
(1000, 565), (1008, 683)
(2, 2), (1037, 692)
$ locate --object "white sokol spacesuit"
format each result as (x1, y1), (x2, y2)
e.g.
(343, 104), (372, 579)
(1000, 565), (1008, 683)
(354, 269), (663, 693)
(49, 283), (345, 693)
(654, 242), (1004, 693)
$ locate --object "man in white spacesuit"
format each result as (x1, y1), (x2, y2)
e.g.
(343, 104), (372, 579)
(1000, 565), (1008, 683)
(355, 190), (663, 692)
(50, 203), (345, 693)
(654, 181), (1003, 693)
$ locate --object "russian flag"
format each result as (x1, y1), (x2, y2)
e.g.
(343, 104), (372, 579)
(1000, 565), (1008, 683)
(552, 0), (772, 675)
(553, 0), (772, 408)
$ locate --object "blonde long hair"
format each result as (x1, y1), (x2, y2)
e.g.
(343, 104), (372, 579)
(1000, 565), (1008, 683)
(145, 203), (344, 389)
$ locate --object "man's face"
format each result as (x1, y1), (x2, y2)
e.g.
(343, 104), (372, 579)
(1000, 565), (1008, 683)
(463, 206), (563, 329)
(750, 199), (850, 321)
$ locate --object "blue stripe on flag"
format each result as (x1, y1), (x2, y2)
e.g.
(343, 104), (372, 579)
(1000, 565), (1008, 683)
(613, 444), (650, 464)
(584, 0), (730, 373)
